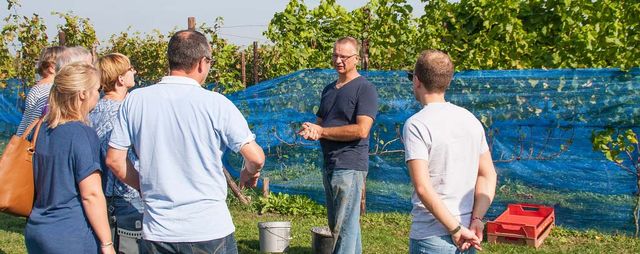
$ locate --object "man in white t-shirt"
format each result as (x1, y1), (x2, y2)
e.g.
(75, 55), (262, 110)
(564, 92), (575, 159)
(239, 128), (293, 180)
(403, 50), (497, 254)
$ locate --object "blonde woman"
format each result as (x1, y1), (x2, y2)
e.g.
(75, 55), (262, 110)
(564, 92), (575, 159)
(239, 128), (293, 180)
(16, 46), (64, 136)
(25, 62), (115, 254)
(89, 53), (144, 253)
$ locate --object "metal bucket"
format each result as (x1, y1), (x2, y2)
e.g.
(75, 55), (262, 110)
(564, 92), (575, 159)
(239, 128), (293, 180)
(311, 226), (333, 254)
(258, 221), (292, 253)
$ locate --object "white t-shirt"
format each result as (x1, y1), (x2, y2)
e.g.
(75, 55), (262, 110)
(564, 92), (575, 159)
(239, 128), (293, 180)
(403, 102), (489, 239)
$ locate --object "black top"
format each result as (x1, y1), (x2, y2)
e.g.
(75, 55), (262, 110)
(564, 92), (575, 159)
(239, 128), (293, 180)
(316, 76), (379, 171)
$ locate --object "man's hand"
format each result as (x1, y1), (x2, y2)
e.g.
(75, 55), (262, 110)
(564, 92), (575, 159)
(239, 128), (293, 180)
(451, 226), (482, 251)
(469, 218), (485, 242)
(238, 141), (264, 188)
(298, 122), (323, 141)
(239, 168), (260, 188)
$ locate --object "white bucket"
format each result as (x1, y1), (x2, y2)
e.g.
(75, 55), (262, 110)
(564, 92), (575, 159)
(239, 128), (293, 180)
(258, 221), (292, 253)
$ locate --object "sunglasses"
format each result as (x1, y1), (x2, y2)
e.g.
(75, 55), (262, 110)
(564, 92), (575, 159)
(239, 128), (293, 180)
(120, 66), (135, 75)
(406, 71), (414, 81)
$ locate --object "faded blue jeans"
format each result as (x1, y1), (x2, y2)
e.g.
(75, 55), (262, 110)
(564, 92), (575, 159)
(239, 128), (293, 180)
(143, 233), (238, 254)
(410, 236), (477, 254)
(323, 168), (367, 254)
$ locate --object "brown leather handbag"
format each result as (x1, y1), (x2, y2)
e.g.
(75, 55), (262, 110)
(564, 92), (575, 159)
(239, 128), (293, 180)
(0, 119), (43, 217)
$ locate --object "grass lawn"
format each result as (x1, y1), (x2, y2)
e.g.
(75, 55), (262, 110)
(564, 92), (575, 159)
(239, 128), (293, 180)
(0, 213), (27, 254)
(230, 203), (640, 254)
(4, 203), (639, 254)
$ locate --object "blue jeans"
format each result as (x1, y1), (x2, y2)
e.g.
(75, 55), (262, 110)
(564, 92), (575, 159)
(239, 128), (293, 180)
(143, 233), (238, 254)
(108, 196), (146, 254)
(410, 236), (477, 254)
(323, 168), (367, 254)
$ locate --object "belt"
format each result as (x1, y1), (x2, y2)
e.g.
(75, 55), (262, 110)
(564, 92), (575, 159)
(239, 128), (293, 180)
(117, 228), (143, 239)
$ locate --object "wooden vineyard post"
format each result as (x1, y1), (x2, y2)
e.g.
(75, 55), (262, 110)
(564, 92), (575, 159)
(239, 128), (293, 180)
(361, 7), (370, 71)
(361, 39), (369, 71)
(223, 168), (250, 205)
(253, 41), (259, 85)
(188, 17), (196, 30)
(262, 177), (270, 198)
(58, 31), (66, 46)
(91, 42), (99, 63)
(185, 16), (250, 205)
(241, 51), (246, 87)
(361, 179), (366, 215)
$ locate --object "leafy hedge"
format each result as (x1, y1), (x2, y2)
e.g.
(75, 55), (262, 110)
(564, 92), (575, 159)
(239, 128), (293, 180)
(1, 0), (638, 91)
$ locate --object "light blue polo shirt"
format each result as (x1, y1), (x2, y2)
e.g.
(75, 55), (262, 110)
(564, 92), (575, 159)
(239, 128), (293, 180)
(109, 76), (255, 242)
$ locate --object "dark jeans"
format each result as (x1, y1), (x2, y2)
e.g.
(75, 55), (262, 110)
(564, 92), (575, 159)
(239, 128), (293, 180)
(108, 196), (146, 254)
(143, 233), (238, 254)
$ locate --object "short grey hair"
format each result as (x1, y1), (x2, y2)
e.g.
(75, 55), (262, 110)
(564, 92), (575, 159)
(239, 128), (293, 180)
(334, 37), (360, 55)
(167, 30), (211, 72)
(55, 46), (92, 72)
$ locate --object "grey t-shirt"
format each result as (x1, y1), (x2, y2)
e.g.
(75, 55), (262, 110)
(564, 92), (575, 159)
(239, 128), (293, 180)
(403, 102), (489, 239)
(316, 76), (378, 171)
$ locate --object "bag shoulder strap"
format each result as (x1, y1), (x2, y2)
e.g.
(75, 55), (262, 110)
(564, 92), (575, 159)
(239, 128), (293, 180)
(30, 119), (43, 147)
(21, 118), (41, 140)
(21, 118), (43, 150)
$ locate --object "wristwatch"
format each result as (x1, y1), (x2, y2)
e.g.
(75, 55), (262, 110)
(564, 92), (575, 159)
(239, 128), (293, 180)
(449, 224), (462, 235)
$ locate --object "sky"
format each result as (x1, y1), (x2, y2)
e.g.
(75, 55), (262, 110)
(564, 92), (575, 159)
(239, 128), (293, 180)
(5, 0), (426, 48)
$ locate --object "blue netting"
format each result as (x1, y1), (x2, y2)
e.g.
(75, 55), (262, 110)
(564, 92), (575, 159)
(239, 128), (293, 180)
(0, 79), (25, 136)
(1, 68), (639, 233)
(223, 68), (640, 234)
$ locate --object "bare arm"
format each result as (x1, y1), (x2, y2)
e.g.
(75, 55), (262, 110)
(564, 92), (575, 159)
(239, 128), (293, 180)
(239, 141), (265, 188)
(300, 115), (374, 141)
(78, 172), (115, 254)
(469, 151), (497, 240)
(408, 159), (480, 250)
(106, 147), (140, 190)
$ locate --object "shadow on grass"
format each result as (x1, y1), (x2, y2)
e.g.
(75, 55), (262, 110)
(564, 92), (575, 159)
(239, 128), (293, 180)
(237, 239), (313, 254)
(0, 213), (26, 235)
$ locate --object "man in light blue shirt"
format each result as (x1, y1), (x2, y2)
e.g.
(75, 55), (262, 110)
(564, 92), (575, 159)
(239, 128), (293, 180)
(106, 30), (265, 254)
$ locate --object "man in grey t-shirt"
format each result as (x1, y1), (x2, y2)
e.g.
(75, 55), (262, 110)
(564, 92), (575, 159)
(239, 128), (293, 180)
(403, 50), (497, 254)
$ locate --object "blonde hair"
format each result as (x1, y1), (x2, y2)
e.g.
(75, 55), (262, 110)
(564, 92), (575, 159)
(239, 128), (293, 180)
(96, 53), (131, 92)
(46, 62), (100, 128)
(36, 46), (65, 77)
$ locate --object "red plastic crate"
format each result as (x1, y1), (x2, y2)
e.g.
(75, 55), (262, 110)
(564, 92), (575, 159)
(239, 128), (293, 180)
(486, 203), (555, 248)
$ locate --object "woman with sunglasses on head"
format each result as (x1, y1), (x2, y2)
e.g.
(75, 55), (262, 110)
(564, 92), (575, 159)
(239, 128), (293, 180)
(89, 53), (145, 254)
(25, 62), (115, 254)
